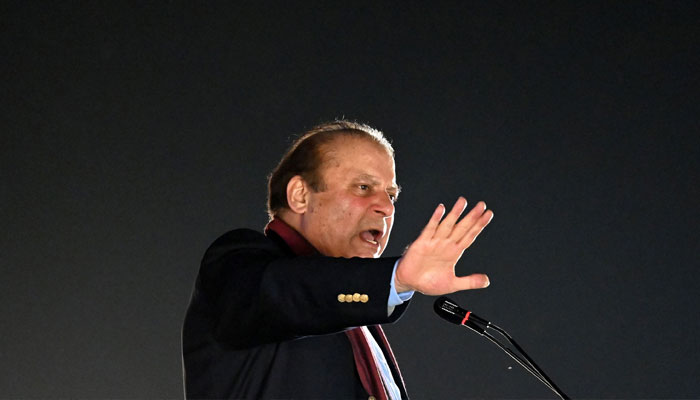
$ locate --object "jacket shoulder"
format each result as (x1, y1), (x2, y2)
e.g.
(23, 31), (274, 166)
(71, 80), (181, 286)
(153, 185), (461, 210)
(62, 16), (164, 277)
(202, 228), (284, 265)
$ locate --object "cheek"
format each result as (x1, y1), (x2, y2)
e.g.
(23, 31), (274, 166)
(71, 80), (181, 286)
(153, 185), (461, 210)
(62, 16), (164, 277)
(311, 195), (371, 239)
(310, 199), (350, 233)
(328, 198), (359, 221)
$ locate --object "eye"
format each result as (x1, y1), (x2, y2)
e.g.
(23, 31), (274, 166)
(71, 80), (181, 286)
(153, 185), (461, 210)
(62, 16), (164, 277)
(388, 193), (396, 202)
(358, 184), (369, 191)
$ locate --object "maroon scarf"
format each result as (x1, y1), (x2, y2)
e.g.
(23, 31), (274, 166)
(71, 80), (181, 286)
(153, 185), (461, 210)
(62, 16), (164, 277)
(265, 218), (405, 400)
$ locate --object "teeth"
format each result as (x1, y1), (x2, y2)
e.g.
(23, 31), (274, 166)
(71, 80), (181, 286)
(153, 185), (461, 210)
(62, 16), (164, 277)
(360, 230), (378, 244)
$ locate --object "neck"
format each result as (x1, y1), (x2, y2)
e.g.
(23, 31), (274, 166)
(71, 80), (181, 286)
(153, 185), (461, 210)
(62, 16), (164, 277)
(276, 210), (301, 233)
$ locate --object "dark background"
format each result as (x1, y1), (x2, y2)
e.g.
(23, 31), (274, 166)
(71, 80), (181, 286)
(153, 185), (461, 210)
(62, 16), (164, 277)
(2, 1), (698, 398)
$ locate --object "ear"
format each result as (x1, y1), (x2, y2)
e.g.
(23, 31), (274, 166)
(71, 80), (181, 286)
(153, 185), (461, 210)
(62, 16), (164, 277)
(286, 175), (310, 214)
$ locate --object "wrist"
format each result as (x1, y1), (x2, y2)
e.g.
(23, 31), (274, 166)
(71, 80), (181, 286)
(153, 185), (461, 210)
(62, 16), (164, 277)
(394, 258), (412, 293)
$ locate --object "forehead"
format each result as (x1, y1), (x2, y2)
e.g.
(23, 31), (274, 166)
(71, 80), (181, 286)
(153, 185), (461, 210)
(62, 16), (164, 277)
(320, 136), (395, 173)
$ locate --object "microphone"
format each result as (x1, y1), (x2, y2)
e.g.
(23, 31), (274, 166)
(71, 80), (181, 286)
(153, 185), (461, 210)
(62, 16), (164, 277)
(434, 296), (490, 331)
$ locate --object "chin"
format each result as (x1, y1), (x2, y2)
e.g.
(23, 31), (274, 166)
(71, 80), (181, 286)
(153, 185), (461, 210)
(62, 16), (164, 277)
(364, 248), (384, 259)
(346, 249), (378, 259)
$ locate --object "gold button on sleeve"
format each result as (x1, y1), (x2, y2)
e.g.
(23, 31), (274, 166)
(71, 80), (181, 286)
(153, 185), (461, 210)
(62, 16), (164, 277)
(352, 293), (361, 302)
(360, 294), (369, 303)
(345, 294), (353, 303)
(337, 294), (345, 302)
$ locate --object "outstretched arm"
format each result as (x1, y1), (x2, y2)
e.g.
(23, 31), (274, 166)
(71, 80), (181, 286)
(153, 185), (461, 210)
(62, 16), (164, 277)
(394, 197), (493, 295)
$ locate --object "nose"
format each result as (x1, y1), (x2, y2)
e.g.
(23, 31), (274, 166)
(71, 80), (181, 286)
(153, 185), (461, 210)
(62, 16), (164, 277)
(373, 191), (395, 217)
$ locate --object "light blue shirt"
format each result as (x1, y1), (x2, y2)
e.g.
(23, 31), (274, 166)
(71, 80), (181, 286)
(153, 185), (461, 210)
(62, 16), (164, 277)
(387, 259), (414, 314)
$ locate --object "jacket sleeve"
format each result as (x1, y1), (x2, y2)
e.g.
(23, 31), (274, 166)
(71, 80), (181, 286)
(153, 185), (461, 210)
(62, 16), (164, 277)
(191, 229), (409, 349)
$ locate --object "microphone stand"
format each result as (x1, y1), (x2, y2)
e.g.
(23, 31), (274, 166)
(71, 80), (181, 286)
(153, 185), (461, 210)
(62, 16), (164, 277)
(435, 297), (570, 399)
(464, 321), (569, 399)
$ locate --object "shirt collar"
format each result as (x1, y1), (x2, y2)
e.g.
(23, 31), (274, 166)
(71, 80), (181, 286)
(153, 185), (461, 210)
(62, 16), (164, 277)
(264, 218), (317, 256)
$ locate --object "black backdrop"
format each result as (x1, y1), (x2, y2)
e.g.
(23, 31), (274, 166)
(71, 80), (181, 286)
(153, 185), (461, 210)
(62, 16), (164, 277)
(2, 2), (699, 398)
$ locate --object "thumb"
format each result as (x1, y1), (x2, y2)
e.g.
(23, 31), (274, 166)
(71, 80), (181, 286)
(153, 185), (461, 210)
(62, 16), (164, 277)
(451, 273), (491, 292)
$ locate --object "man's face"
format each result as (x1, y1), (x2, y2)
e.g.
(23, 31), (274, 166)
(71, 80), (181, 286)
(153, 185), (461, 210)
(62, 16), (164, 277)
(298, 137), (398, 258)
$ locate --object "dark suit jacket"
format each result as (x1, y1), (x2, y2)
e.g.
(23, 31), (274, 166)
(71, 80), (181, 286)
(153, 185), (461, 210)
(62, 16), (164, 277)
(182, 227), (410, 399)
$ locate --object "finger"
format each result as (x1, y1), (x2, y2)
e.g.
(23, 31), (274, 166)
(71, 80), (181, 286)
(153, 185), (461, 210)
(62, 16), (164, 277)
(448, 201), (487, 242)
(451, 273), (490, 292)
(419, 203), (445, 239)
(434, 197), (468, 238)
(458, 209), (494, 249)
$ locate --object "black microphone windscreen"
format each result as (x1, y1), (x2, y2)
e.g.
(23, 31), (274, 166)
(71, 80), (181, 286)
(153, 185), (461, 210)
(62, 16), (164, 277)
(434, 296), (467, 325)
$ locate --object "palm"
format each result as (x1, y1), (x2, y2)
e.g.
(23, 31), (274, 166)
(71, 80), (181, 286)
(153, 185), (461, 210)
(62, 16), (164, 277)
(396, 197), (493, 295)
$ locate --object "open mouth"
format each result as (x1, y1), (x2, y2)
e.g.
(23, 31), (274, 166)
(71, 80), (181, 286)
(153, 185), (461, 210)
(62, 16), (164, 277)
(360, 229), (382, 245)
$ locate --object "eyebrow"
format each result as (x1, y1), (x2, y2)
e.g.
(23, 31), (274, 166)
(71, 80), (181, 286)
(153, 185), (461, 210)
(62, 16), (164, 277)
(356, 173), (401, 197)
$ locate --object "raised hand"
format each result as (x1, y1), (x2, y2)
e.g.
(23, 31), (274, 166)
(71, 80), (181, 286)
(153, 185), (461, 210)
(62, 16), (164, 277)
(394, 197), (493, 295)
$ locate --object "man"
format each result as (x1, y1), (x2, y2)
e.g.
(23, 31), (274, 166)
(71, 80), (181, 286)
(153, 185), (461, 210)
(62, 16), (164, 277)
(182, 121), (493, 399)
